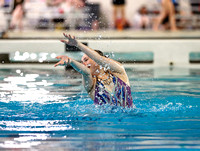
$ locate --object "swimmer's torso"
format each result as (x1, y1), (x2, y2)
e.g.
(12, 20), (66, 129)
(89, 73), (133, 108)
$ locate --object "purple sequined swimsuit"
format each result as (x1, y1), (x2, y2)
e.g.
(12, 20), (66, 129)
(94, 75), (133, 108)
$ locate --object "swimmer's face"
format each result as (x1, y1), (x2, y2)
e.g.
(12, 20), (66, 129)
(81, 54), (99, 73)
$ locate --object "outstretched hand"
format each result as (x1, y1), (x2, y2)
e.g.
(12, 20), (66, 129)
(60, 33), (77, 46)
(54, 55), (70, 67)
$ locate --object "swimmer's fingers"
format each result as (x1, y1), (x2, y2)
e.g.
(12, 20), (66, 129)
(63, 33), (76, 40)
(54, 61), (61, 67)
(60, 39), (75, 46)
(56, 55), (62, 59)
(55, 56), (69, 67)
(56, 55), (66, 59)
(54, 59), (67, 67)
(60, 39), (69, 44)
(63, 33), (70, 39)
(69, 35), (75, 40)
(61, 37), (77, 46)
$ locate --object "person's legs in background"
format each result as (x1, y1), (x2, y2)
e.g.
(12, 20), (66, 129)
(10, 4), (24, 31)
(153, 0), (177, 31)
(168, 0), (177, 31)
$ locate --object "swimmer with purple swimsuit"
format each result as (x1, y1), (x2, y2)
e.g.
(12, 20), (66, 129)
(54, 33), (133, 108)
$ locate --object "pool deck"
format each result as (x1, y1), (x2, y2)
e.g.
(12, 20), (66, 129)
(4, 29), (200, 39)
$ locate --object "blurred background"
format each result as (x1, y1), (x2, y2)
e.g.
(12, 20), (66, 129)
(0, 0), (200, 38)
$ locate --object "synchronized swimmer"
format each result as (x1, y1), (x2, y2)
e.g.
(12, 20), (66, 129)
(54, 33), (133, 108)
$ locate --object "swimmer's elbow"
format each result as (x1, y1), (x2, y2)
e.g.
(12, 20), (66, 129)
(81, 69), (91, 76)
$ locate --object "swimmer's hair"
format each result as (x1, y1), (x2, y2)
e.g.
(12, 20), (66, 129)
(95, 50), (109, 58)
(94, 50), (104, 56)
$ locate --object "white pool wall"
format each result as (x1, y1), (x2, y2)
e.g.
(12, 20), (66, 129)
(0, 39), (200, 67)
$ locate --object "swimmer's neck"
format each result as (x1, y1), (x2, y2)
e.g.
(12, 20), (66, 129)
(91, 67), (107, 79)
(96, 71), (110, 80)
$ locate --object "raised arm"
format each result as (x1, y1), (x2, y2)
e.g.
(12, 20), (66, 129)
(54, 55), (94, 92)
(61, 33), (125, 74)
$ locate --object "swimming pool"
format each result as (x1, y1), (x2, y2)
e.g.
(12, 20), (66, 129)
(0, 66), (200, 150)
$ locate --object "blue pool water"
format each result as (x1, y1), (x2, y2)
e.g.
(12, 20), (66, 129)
(0, 67), (200, 150)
